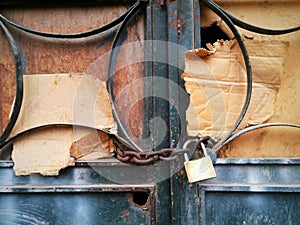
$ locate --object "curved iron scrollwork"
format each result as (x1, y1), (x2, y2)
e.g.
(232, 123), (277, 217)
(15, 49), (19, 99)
(203, 0), (300, 35)
(0, 0), (299, 164)
(200, 0), (253, 154)
(0, 20), (24, 144)
(0, 1), (138, 39)
(108, 0), (147, 152)
(0, 1), (146, 152)
(222, 123), (300, 147)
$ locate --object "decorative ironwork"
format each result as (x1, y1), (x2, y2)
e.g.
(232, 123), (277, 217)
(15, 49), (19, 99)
(0, 0), (299, 165)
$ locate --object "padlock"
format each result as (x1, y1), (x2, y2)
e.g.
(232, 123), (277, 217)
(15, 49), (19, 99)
(184, 142), (216, 183)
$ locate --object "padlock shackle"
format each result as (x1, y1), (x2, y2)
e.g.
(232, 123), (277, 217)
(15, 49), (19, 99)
(200, 143), (208, 157)
(183, 139), (199, 151)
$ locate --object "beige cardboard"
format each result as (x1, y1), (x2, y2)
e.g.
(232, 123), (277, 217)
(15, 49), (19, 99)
(12, 127), (76, 176)
(182, 40), (285, 139)
(11, 73), (116, 176)
(199, 1), (300, 158)
(12, 126), (114, 176)
(11, 73), (117, 136)
(70, 130), (114, 159)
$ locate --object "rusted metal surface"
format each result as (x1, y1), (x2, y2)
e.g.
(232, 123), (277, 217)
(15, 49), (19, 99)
(112, 16), (145, 144)
(116, 143), (191, 165)
(0, 4), (145, 140)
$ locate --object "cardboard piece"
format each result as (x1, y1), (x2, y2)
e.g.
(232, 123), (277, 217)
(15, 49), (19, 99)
(182, 40), (285, 140)
(11, 73), (116, 176)
(11, 73), (117, 135)
(70, 130), (114, 160)
(12, 127), (75, 176)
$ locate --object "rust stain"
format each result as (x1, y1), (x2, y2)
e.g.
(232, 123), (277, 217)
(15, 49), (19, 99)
(194, 14), (201, 20)
(170, 21), (177, 29)
(122, 210), (130, 218)
(177, 169), (186, 181)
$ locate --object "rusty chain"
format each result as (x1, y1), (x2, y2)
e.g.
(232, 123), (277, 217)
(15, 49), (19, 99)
(114, 136), (213, 165)
(114, 141), (180, 165)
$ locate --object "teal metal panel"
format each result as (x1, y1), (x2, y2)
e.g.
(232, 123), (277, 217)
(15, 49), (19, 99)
(0, 191), (153, 225)
(0, 161), (157, 225)
(197, 159), (300, 225)
(202, 191), (300, 225)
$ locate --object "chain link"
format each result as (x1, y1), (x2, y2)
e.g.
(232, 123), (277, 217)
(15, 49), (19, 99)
(114, 137), (212, 165)
(115, 145), (177, 165)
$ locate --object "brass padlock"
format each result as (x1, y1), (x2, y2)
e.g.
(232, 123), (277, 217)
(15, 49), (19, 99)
(184, 142), (216, 183)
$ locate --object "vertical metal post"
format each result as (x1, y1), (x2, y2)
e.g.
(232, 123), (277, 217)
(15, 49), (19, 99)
(145, 0), (201, 224)
(145, 1), (169, 151)
(170, 1), (201, 225)
(144, 0), (200, 151)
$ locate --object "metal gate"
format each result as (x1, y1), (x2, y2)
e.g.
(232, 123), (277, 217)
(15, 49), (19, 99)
(0, 0), (300, 224)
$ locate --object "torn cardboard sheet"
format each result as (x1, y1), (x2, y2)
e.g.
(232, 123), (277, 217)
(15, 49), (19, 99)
(70, 130), (114, 160)
(11, 73), (116, 176)
(12, 127), (114, 176)
(11, 73), (117, 135)
(12, 127), (75, 176)
(182, 40), (286, 139)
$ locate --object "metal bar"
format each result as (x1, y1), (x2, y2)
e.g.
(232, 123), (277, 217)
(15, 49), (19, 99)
(152, 1), (169, 151)
(0, 184), (156, 193)
(0, 160), (13, 167)
(193, 0), (201, 48)
(172, 3), (202, 225)
(167, 0), (180, 150)
(0, 5), (132, 39)
(166, 2), (181, 225)
(0, 0), (137, 7)
(201, 0), (252, 154)
(215, 158), (300, 165)
(0, 20), (24, 144)
(157, 178), (172, 225)
(145, 1), (170, 151)
(107, 0), (147, 152)
(3, 157), (300, 169)
(177, 0), (201, 147)
(143, 2), (155, 150)
(198, 184), (300, 193)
